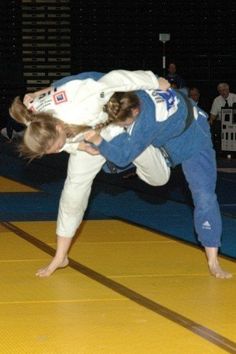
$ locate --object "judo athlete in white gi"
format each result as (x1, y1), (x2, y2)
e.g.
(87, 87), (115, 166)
(9, 70), (171, 277)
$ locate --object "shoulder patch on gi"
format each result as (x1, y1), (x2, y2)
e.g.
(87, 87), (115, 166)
(53, 91), (68, 104)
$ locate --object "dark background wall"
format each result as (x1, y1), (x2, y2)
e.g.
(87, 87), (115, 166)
(1, 0), (236, 127)
(70, 0), (236, 92)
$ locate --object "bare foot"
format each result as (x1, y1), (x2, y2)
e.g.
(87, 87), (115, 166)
(208, 260), (232, 279)
(205, 247), (232, 279)
(36, 256), (69, 277)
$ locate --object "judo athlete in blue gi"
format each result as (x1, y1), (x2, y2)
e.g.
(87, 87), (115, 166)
(82, 88), (232, 279)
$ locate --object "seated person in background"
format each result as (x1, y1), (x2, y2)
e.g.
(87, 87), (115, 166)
(210, 82), (236, 123)
(189, 87), (200, 105)
(209, 82), (236, 152)
(189, 86), (210, 113)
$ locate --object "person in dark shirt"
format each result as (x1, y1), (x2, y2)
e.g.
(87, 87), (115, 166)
(166, 62), (186, 89)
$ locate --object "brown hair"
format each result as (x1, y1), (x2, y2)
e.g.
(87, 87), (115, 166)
(104, 92), (140, 122)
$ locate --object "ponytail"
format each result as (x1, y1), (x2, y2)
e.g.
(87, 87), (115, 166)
(9, 96), (34, 126)
(103, 92), (140, 123)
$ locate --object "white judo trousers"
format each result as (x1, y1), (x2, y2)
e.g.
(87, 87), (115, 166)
(57, 124), (170, 238)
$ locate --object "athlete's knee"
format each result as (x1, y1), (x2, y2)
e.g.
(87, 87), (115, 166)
(136, 168), (170, 186)
(193, 190), (217, 210)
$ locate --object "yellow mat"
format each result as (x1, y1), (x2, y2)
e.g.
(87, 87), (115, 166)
(0, 176), (38, 192)
(0, 220), (236, 354)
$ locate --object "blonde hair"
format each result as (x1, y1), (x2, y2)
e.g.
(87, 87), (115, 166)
(9, 96), (93, 160)
(21, 116), (65, 160)
(9, 92), (140, 160)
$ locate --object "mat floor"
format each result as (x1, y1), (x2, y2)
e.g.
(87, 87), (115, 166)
(0, 138), (236, 353)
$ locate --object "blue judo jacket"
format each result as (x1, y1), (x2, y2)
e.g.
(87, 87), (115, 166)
(98, 89), (212, 168)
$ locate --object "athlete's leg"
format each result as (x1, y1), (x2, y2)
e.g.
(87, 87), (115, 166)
(36, 151), (106, 277)
(101, 123), (170, 186)
(182, 147), (232, 278)
(134, 145), (170, 186)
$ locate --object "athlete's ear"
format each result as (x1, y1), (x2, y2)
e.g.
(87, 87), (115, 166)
(132, 108), (140, 117)
(55, 122), (64, 133)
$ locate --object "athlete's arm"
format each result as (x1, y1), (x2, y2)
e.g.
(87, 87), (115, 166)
(98, 70), (169, 91)
(23, 72), (104, 107)
(51, 72), (104, 87)
(84, 104), (160, 167)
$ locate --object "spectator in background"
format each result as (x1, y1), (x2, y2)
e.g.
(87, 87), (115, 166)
(210, 82), (236, 123)
(209, 82), (236, 153)
(166, 62), (186, 89)
(189, 86), (210, 113)
(189, 87), (200, 105)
